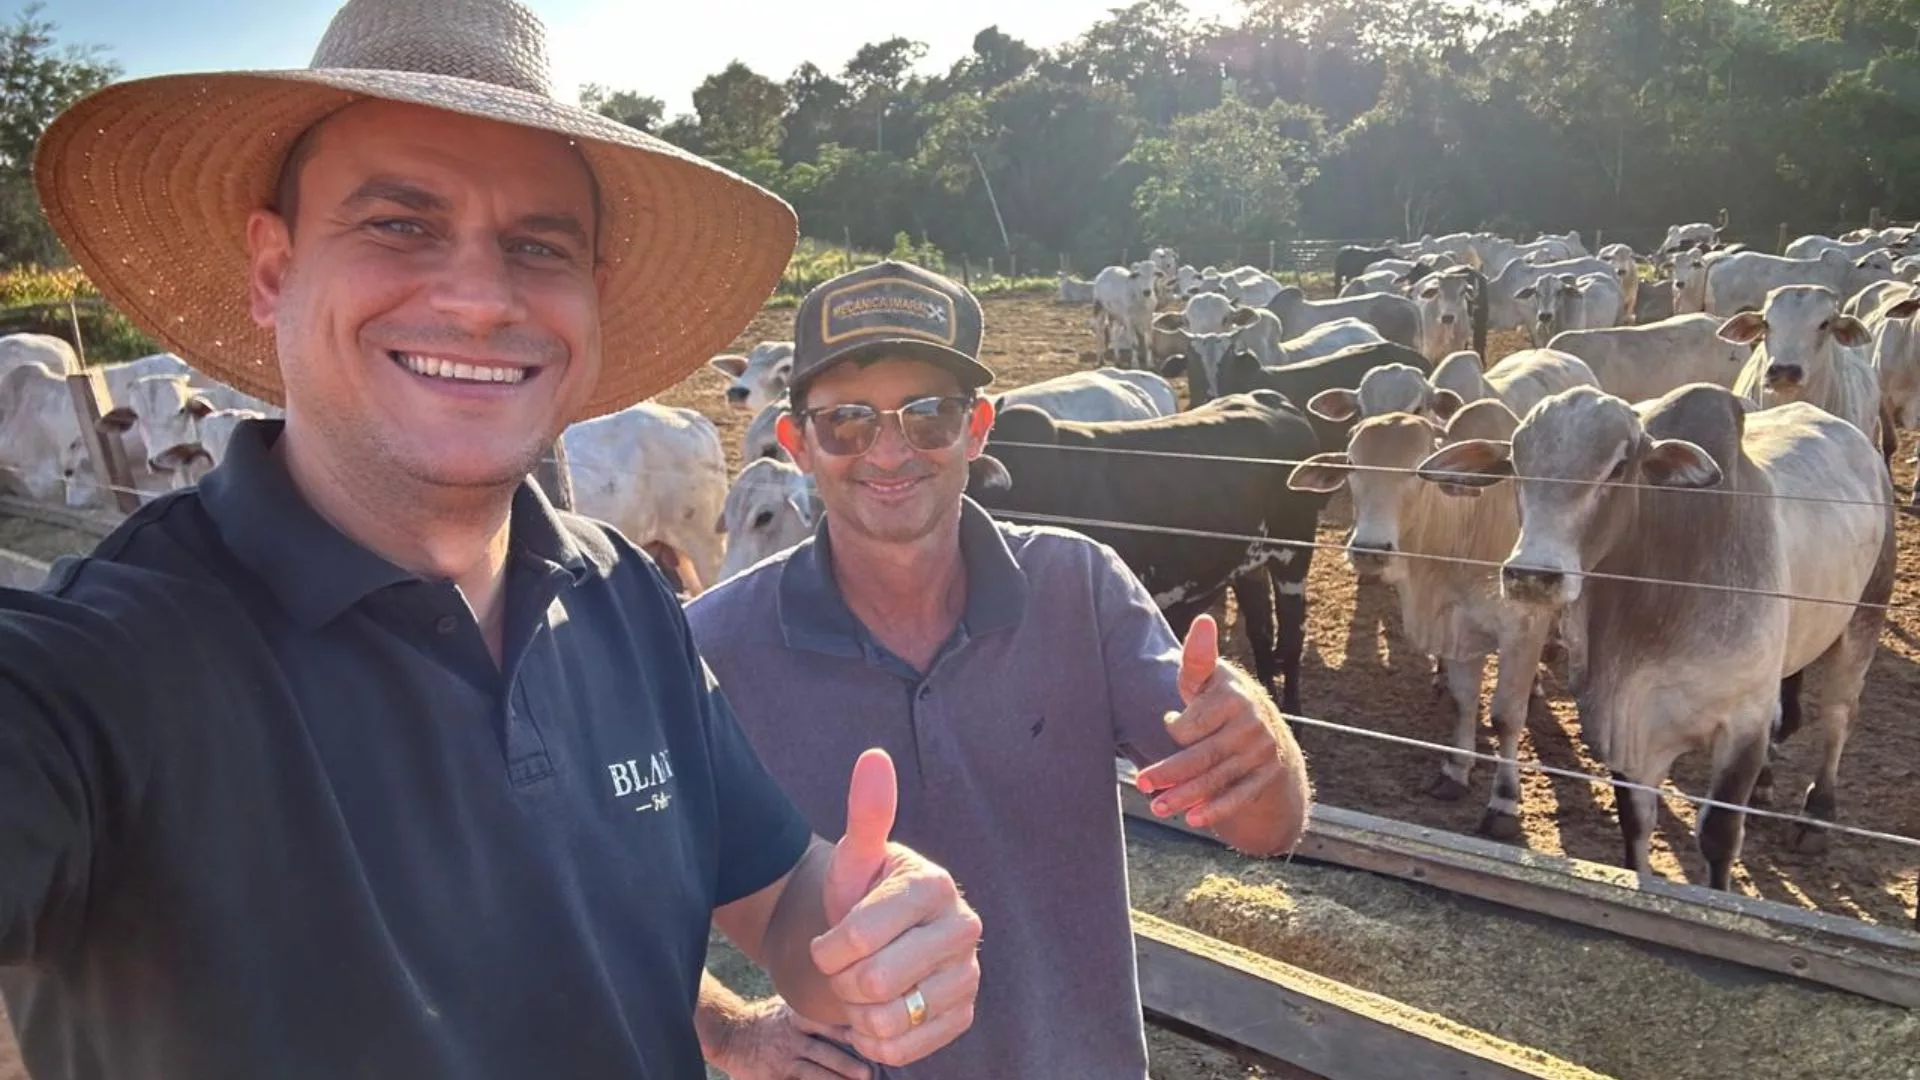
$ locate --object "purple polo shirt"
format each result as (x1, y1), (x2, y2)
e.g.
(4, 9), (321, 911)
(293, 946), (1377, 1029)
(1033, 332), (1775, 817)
(686, 497), (1187, 1080)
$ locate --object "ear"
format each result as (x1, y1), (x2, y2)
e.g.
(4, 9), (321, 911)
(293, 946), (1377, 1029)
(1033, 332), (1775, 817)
(1557, 274), (1577, 288)
(965, 395), (996, 454)
(1158, 354), (1188, 377)
(787, 493), (818, 527)
(775, 412), (806, 466)
(1717, 312), (1766, 344)
(245, 208), (293, 330)
(1514, 285), (1537, 300)
(150, 443), (211, 471)
(713, 510), (727, 534)
(1429, 388), (1465, 423)
(97, 407), (137, 434)
(1306, 387), (1360, 423)
(1872, 294), (1920, 322)
(969, 454), (1012, 492)
(1414, 438), (1513, 488)
(1229, 305), (1260, 328)
(1831, 314), (1872, 348)
(1639, 437), (1722, 489)
(708, 355), (749, 378)
(1151, 312), (1187, 333)
(1286, 452), (1352, 494)
(185, 395), (217, 419)
(1419, 282), (1440, 299)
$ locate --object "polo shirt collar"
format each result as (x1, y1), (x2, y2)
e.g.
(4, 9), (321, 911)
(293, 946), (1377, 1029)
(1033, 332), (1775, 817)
(777, 496), (1028, 657)
(200, 419), (591, 629)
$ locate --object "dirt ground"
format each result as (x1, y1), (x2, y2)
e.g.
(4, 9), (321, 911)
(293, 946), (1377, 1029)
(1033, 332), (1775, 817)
(666, 293), (1920, 927)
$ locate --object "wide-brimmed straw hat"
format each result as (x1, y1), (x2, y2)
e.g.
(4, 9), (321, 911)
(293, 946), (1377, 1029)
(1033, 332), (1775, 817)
(33, 0), (797, 422)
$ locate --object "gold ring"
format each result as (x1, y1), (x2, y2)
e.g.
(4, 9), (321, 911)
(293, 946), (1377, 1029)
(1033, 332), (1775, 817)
(904, 987), (928, 1028)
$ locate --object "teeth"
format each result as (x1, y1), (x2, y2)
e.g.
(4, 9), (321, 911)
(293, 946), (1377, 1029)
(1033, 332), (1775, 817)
(398, 353), (528, 384)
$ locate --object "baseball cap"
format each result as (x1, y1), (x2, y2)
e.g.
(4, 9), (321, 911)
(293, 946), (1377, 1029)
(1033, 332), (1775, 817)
(789, 260), (994, 399)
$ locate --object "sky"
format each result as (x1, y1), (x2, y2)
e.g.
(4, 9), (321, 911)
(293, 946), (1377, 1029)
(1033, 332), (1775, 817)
(43, 0), (1248, 117)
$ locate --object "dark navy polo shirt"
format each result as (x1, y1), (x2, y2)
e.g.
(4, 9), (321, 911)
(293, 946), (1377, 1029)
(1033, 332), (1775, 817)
(0, 419), (812, 1080)
(687, 499), (1188, 1080)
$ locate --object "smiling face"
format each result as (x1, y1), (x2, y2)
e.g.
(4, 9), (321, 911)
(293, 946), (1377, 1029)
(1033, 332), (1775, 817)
(777, 356), (993, 548)
(246, 98), (608, 495)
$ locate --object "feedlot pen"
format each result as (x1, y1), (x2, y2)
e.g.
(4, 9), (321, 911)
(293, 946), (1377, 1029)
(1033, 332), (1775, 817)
(1, 294), (1918, 1078)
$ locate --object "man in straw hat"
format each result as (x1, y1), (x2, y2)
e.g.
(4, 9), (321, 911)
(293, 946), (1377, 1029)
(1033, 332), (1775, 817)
(4, 0), (982, 1076)
(684, 260), (1312, 1080)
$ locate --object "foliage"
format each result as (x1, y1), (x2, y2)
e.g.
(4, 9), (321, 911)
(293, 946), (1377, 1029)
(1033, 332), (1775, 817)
(0, 4), (117, 266)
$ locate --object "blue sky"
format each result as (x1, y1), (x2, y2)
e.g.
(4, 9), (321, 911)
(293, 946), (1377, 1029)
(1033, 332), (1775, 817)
(43, 0), (1246, 117)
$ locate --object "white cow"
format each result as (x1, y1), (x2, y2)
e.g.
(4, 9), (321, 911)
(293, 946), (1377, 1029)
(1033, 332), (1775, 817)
(708, 341), (796, 413)
(1151, 305), (1288, 402)
(1893, 256), (1920, 283)
(716, 456), (821, 583)
(97, 374), (218, 487)
(1669, 248), (1714, 315)
(1860, 285), (1920, 427)
(1656, 221), (1720, 256)
(992, 368), (1175, 423)
(1722, 284), (1893, 462)
(1515, 271), (1625, 346)
(1704, 249), (1892, 316)
(742, 399), (789, 464)
(0, 361), (94, 506)
(1597, 243), (1640, 321)
(1434, 348), (1601, 420)
(1288, 398), (1552, 838)
(1091, 264), (1158, 366)
(1418, 384), (1893, 878)
(563, 402), (728, 595)
(1217, 266), (1284, 308)
(1342, 269), (1406, 297)
(1056, 272), (1096, 304)
(193, 409), (266, 474)
(1268, 286), (1423, 350)
(1546, 313), (1751, 404)
(1414, 271), (1476, 360)
(1784, 234), (1913, 262)
(0, 333), (80, 379)
(1485, 256), (1613, 331)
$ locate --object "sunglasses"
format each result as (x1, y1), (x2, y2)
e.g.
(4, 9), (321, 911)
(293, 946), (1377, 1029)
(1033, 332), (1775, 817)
(799, 395), (977, 457)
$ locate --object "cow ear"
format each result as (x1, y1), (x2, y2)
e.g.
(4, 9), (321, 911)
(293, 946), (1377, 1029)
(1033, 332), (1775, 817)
(969, 454), (1012, 492)
(1514, 285), (1537, 300)
(1640, 437), (1722, 489)
(1158, 354), (1189, 377)
(787, 494), (817, 527)
(1229, 305), (1260, 328)
(186, 395), (217, 419)
(1830, 314), (1872, 348)
(1558, 274), (1577, 288)
(709, 355), (748, 378)
(1429, 388), (1465, 423)
(1717, 312), (1767, 345)
(1419, 282), (1440, 299)
(1872, 294), (1920, 322)
(1306, 387), (1360, 422)
(1286, 452), (1352, 494)
(97, 407), (137, 434)
(1151, 312), (1187, 333)
(1415, 438), (1513, 489)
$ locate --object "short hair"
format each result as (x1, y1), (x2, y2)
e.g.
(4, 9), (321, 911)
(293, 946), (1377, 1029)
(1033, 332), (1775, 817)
(268, 112), (605, 258)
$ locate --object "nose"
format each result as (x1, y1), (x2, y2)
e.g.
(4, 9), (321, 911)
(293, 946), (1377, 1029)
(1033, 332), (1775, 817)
(1440, 313), (1455, 325)
(726, 386), (749, 403)
(1349, 540), (1394, 574)
(428, 236), (527, 330)
(1502, 565), (1564, 597)
(1536, 312), (1553, 323)
(1766, 364), (1804, 385)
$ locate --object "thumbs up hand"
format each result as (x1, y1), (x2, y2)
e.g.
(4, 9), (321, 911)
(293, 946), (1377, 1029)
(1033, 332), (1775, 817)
(1134, 615), (1310, 849)
(808, 749), (983, 1068)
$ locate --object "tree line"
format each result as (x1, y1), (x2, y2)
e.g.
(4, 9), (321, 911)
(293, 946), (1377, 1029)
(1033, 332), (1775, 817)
(9, 0), (1920, 282)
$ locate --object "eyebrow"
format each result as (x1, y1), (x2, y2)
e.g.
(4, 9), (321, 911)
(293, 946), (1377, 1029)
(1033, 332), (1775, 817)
(341, 176), (591, 251)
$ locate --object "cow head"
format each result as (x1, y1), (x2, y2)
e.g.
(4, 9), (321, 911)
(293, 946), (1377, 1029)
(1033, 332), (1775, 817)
(715, 457), (820, 582)
(1717, 285), (1867, 396)
(709, 341), (796, 413)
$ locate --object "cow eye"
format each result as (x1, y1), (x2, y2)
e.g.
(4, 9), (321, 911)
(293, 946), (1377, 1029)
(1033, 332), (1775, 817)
(1607, 458), (1627, 481)
(753, 510), (774, 529)
(1818, 319), (1832, 331)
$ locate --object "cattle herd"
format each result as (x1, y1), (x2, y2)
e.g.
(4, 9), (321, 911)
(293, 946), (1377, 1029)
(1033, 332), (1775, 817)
(5, 219), (1919, 918)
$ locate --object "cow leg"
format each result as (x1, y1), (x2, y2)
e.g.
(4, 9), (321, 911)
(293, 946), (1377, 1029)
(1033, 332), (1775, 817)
(1611, 769), (1658, 877)
(1480, 620), (1551, 840)
(1230, 570), (1277, 698)
(1753, 670), (1804, 807)
(1274, 575), (1306, 714)
(1427, 656), (1482, 802)
(1791, 652), (1872, 856)
(1698, 711), (1771, 891)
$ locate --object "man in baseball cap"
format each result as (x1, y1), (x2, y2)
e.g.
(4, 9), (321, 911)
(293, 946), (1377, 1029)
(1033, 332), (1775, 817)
(2, 2), (983, 1077)
(686, 260), (1312, 1079)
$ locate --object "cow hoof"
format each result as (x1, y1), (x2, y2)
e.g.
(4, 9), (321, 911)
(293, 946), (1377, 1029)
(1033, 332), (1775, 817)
(1478, 810), (1522, 841)
(1750, 782), (1775, 808)
(1789, 825), (1830, 855)
(1426, 773), (1469, 801)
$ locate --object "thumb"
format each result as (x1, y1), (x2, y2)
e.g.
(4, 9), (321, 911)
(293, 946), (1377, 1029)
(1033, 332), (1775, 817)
(823, 748), (897, 926)
(1178, 614), (1221, 704)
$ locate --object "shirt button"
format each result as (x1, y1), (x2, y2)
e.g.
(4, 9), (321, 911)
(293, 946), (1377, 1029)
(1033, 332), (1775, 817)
(917, 686), (932, 701)
(435, 615), (459, 635)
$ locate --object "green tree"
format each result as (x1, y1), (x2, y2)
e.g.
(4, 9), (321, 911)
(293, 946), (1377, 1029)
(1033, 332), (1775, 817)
(0, 3), (119, 267)
(691, 61), (789, 158)
(578, 83), (665, 133)
(1129, 97), (1324, 251)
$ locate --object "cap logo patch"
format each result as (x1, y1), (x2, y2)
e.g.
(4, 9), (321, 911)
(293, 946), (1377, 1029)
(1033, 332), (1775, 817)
(820, 278), (958, 347)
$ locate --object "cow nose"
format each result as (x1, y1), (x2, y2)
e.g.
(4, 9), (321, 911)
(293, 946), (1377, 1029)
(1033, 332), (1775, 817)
(1536, 312), (1553, 323)
(1349, 541), (1394, 575)
(725, 386), (749, 402)
(1440, 313), (1455, 325)
(1502, 565), (1564, 599)
(1766, 364), (1804, 385)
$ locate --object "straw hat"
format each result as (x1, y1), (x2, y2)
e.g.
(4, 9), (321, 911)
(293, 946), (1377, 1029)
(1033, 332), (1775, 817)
(33, 0), (798, 422)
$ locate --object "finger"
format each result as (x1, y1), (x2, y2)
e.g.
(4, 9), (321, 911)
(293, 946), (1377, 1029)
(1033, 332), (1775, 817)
(789, 1010), (854, 1041)
(821, 895), (979, 1005)
(1137, 702), (1256, 793)
(1150, 747), (1267, 818)
(1163, 686), (1256, 749)
(799, 1036), (873, 1080)
(811, 867), (961, 980)
(840, 949), (981, 1043)
(1177, 613), (1221, 703)
(823, 749), (898, 925)
(849, 1000), (976, 1070)
(1186, 759), (1284, 829)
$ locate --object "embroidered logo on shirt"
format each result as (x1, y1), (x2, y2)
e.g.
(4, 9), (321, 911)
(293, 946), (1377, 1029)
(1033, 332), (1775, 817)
(608, 750), (675, 813)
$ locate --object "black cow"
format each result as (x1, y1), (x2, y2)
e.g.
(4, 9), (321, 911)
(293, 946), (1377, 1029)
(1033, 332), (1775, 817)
(1213, 341), (1433, 451)
(967, 391), (1328, 711)
(1334, 244), (1398, 290)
